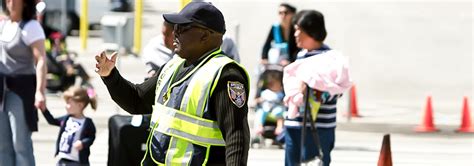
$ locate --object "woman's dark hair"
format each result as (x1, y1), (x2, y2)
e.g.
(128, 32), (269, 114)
(2, 0), (38, 21)
(279, 3), (296, 14)
(292, 10), (327, 42)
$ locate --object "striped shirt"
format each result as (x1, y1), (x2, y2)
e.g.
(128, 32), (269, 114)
(285, 44), (341, 129)
(284, 92), (342, 129)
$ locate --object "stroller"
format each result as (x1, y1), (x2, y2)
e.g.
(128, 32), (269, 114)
(251, 64), (286, 149)
(43, 25), (92, 92)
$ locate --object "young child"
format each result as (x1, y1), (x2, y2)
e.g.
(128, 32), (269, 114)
(255, 71), (286, 136)
(40, 86), (97, 165)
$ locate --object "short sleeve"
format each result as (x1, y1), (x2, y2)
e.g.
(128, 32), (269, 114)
(21, 20), (45, 46)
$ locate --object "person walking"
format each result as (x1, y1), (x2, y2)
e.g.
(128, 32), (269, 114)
(283, 10), (352, 166)
(261, 3), (299, 66)
(40, 86), (97, 165)
(0, 0), (47, 165)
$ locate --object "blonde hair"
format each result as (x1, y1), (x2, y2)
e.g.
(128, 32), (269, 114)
(63, 86), (97, 110)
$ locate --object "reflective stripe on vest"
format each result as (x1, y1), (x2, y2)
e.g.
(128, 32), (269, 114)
(142, 48), (249, 166)
(153, 104), (225, 146)
(153, 55), (184, 114)
(165, 137), (193, 165)
(180, 53), (238, 117)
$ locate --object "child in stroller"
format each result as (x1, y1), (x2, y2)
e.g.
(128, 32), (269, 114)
(43, 25), (91, 92)
(251, 65), (286, 148)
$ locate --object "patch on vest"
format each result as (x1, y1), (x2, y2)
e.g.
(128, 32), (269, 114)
(227, 81), (246, 108)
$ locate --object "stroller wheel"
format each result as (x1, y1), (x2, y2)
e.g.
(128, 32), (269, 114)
(271, 140), (284, 149)
(250, 136), (264, 149)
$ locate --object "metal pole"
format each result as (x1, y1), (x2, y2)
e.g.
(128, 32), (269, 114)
(60, 0), (67, 35)
(79, 0), (88, 50)
(234, 22), (240, 49)
(180, 0), (191, 10)
(118, 21), (125, 57)
(133, 0), (143, 54)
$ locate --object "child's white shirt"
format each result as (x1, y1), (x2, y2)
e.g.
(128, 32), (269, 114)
(57, 117), (86, 162)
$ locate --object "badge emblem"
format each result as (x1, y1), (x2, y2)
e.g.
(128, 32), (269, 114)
(227, 81), (246, 108)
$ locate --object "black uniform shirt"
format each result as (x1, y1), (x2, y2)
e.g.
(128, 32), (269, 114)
(102, 52), (250, 166)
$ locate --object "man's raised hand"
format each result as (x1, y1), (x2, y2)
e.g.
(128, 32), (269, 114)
(95, 51), (118, 77)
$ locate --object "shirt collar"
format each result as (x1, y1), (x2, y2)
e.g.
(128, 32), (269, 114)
(188, 47), (222, 66)
(303, 44), (331, 58)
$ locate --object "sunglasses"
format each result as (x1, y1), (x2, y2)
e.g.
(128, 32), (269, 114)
(278, 11), (289, 15)
(174, 23), (214, 34)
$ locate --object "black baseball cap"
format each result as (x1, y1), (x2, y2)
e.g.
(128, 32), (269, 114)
(163, 2), (226, 34)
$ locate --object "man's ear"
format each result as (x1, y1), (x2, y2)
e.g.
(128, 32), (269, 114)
(200, 30), (210, 42)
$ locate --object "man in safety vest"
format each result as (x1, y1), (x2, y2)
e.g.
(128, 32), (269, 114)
(95, 2), (250, 166)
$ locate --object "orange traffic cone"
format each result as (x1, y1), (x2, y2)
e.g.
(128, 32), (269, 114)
(349, 85), (361, 117)
(414, 96), (439, 132)
(456, 96), (474, 133)
(377, 134), (392, 166)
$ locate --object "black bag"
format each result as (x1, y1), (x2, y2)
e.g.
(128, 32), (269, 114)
(107, 115), (150, 166)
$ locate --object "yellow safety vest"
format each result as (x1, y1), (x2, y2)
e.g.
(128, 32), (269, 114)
(142, 49), (249, 166)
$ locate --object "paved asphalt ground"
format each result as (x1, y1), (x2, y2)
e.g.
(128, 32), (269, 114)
(33, 0), (472, 165)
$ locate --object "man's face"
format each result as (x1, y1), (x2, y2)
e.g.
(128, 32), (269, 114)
(162, 23), (175, 50)
(173, 23), (208, 59)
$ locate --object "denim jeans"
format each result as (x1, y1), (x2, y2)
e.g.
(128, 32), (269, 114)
(0, 91), (36, 166)
(285, 126), (335, 166)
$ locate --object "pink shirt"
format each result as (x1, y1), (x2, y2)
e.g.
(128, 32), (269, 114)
(283, 50), (352, 118)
